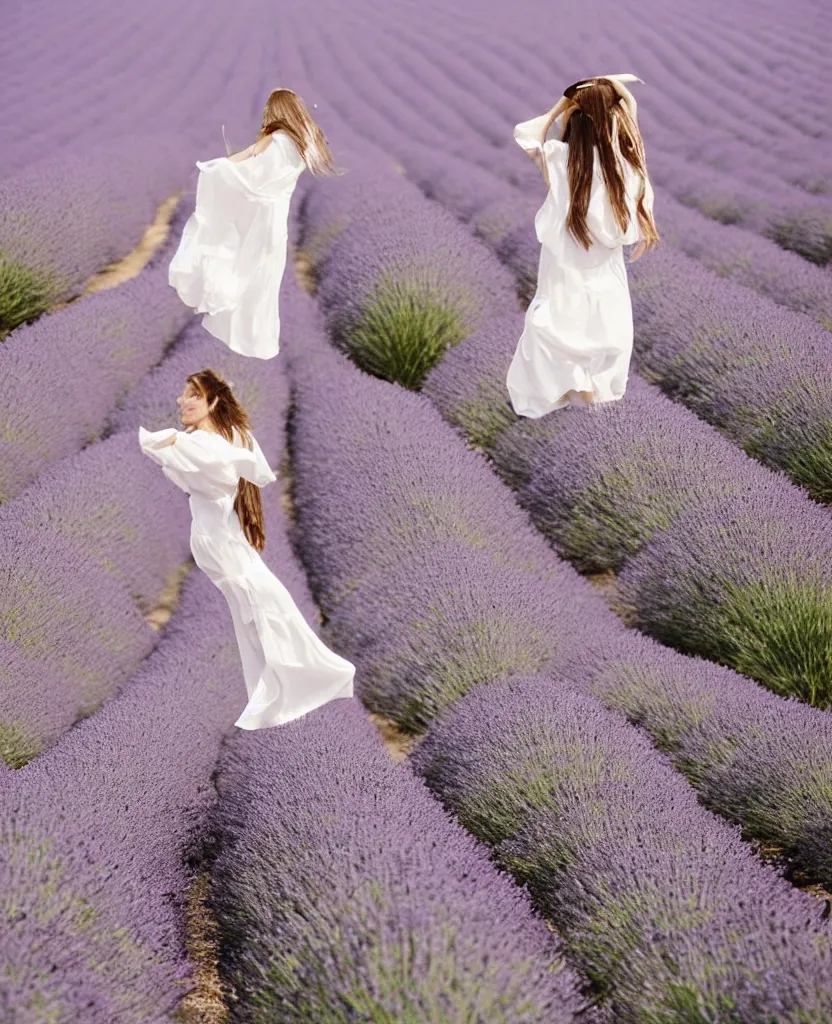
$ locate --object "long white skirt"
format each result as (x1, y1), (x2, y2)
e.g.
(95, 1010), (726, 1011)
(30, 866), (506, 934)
(192, 525), (354, 731)
(507, 245), (633, 418)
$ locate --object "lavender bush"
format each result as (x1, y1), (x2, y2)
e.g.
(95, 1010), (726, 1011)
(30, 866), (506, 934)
(0, 206), (192, 503)
(621, 489), (832, 706)
(0, 571), (245, 1021)
(209, 698), (585, 1023)
(283, 289), (832, 886)
(489, 375), (799, 574)
(629, 245), (832, 503)
(0, 431), (191, 612)
(656, 191), (832, 329)
(0, 525), (154, 767)
(303, 157), (518, 387)
(647, 148), (832, 265)
(0, 136), (190, 332)
(412, 677), (832, 1022)
(282, 287), (570, 610)
(558, 632), (832, 885)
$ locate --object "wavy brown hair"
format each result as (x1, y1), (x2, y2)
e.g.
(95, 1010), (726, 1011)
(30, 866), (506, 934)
(256, 88), (336, 176)
(561, 77), (659, 252)
(187, 369), (266, 551)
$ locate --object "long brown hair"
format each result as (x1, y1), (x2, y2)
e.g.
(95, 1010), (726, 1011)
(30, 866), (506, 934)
(561, 78), (659, 253)
(256, 88), (336, 176)
(187, 369), (266, 551)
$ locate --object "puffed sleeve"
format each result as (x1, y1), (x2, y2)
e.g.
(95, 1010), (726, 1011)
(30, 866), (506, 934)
(196, 133), (306, 201)
(168, 134), (305, 317)
(514, 114), (568, 159)
(138, 428), (276, 498)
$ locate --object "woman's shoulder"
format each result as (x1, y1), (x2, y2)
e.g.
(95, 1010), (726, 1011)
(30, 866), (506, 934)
(270, 131), (303, 157)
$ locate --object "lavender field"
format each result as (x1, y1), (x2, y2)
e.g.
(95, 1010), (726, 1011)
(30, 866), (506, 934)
(1, 0), (831, 1020)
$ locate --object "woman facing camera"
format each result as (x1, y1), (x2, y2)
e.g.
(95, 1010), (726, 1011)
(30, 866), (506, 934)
(139, 369), (354, 729)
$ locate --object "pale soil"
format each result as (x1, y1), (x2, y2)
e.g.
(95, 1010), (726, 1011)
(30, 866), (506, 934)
(145, 562), (191, 632)
(173, 870), (230, 1024)
(52, 192), (181, 313)
(293, 244), (317, 295)
(86, 193), (181, 295)
(587, 569), (638, 627)
(368, 712), (422, 762)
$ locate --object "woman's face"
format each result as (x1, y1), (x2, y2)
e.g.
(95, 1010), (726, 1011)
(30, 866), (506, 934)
(177, 382), (211, 427)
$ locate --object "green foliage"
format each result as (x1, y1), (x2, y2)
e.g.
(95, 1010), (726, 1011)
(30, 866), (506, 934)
(784, 426), (832, 504)
(644, 578), (832, 708)
(0, 719), (42, 768)
(0, 255), (54, 337)
(342, 277), (468, 389)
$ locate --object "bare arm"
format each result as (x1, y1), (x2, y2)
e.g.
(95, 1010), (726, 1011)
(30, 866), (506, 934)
(607, 78), (639, 124)
(520, 96), (571, 186)
(228, 136), (271, 163)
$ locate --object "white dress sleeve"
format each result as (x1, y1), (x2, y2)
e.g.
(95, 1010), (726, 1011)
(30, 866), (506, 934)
(168, 133), (305, 316)
(138, 427), (276, 498)
(514, 114), (568, 158)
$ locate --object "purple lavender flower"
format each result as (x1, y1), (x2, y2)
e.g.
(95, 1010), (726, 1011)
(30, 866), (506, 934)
(0, 525), (154, 767)
(0, 136), (191, 331)
(413, 676), (832, 1021)
(620, 488), (832, 706)
(209, 698), (585, 1023)
(0, 211), (192, 503)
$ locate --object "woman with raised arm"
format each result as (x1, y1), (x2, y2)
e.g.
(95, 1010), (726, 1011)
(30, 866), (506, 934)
(139, 369), (354, 730)
(508, 75), (659, 417)
(169, 89), (336, 359)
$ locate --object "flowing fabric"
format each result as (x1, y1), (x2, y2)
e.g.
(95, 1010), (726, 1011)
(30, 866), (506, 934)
(139, 426), (355, 729)
(507, 113), (654, 417)
(168, 132), (306, 359)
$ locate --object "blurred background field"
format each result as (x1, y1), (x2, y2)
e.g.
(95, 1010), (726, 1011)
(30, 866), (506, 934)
(1, 0), (831, 1021)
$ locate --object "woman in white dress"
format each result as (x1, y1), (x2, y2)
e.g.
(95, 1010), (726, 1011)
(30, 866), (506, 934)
(169, 89), (336, 360)
(507, 75), (659, 417)
(139, 369), (355, 730)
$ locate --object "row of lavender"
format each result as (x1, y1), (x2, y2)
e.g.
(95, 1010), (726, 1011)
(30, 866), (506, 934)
(282, 287), (832, 1021)
(0, 0), (286, 178)
(209, 699), (585, 1022)
(0, 138), (192, 336)
(299, 153), (832, 708)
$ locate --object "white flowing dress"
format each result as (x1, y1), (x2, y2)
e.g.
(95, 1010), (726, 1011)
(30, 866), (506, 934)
(168, 132), (306, 360)
(139, 426), (355, 729)
(507, 113), (654, 417)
